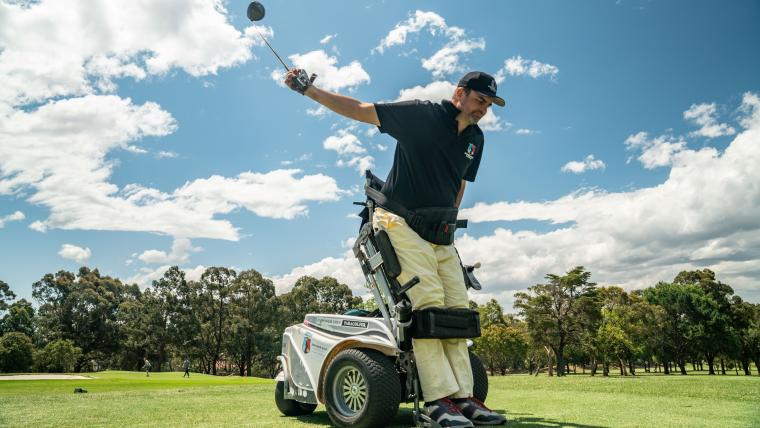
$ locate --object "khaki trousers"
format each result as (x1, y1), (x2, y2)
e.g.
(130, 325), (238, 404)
(373, 207), (473, 401)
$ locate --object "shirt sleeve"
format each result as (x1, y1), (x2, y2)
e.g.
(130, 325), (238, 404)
(374, 100), (431, 142)
(463, 141), (483, 182)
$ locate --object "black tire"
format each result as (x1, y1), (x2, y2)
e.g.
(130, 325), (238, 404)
(470, 351), (489, 402)
(324, 348), (401, 428)
(274, 378), (317, 416)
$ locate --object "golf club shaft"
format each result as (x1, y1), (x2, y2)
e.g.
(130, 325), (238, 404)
(257, 32), (290, 72)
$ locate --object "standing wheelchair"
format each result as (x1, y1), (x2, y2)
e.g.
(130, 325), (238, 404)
(274, 170), (487, 428)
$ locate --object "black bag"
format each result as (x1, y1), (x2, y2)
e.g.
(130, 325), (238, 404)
(406, 207), (460, 245)
(410, 307), (481, 339)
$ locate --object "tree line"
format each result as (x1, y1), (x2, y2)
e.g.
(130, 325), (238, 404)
(1, 266), (759, 378)
(473, 267), (760, 377)
(0, 267), (359, 375)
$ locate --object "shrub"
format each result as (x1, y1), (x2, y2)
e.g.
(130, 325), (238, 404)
(0, 332), (34, 373)
(34, 339), (83, 373)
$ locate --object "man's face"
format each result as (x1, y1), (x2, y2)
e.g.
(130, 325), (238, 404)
(454, 88), (493, 125)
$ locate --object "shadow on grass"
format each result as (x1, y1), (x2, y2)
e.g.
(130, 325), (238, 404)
(507, 412), (608, 428)
(292, 408), (417, 427)
(292, 408), (607, 428)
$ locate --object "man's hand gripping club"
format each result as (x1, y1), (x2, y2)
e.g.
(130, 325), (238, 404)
(285, 68), (317, 95)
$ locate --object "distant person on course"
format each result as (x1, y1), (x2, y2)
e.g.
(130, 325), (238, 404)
(284, 69), (508, 427)
(183, 358), (191, 378)
(143, 358), (152, 377)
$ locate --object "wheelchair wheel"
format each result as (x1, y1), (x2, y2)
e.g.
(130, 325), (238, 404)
(324, 348), (401, 428)
(470, 351), (489, 402)
(274, 377), (317, 416)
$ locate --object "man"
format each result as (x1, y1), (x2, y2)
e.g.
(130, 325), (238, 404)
(285, 69), (507, 427)
(142, 357), (151, 377)
(183, 357), (191, 378)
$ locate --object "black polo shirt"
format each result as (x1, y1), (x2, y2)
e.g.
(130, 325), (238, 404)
(374, 99), (484, 210)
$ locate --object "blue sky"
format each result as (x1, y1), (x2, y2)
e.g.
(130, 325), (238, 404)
(1, 0), (759, 309)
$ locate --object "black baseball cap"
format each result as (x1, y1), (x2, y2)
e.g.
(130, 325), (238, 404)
(457, 71), (505, 107)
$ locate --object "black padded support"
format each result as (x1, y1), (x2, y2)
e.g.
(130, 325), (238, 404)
(375, 230), (402, 278)
(410, 308), (481, 339)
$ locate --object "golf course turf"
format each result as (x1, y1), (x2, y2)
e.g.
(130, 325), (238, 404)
(0, 370), (758, 427)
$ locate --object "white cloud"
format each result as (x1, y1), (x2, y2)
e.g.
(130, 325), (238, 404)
(515, 128), (536, 135)
(374, 10), (484, 78)
(320, 34), (337, 44)
(323, 129), (366, 155)
(323, 129), (374, 174)
(337, 155), (375, 175)
(683, 102), (736, 138)
(280, 153), (312, 166)
(561, 154), (606, 174)
(29, 221), (47, 233)
(374, 10), (449, 54)
(394, 81), (503, 131)
(494, 56), (559, 83)
(271, 248), (364, 295)
(157, 151), (178, 159)
(271, 50), (370, 93)
(0, 210), (24, 228)
(459, 92), (760, 306)
(124, 145), (148, 154)
(138, 238), (202, 265)
(306, 105), (329, 117)
(0, 0), (264, 108)
(421, 38), (485, 78)
(624, 131), (687, 169)
(58, 244), (91, 264)
(0, 95), (342, 238)
(173, 169), (343, 222)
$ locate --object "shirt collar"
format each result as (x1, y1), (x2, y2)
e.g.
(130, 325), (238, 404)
(442, 99), (460, 119)
(442, 99), (481, 135)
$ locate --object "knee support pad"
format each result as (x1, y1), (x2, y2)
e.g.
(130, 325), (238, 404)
(410, 308), (481, 339)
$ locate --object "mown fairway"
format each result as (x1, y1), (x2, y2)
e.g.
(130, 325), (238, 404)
(0, 371), (758, 427)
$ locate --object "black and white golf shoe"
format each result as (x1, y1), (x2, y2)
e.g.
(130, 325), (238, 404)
(453, 397), (507, 425)
(423, 398), (475, 428)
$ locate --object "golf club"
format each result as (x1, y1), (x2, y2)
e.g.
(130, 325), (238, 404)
(246, 1), (315, 91)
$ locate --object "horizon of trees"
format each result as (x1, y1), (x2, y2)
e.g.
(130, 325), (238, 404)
(477, 267), (760, 377)
(1, 267), (759, 378)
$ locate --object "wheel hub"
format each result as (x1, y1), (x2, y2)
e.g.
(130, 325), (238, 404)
(333, 366), (368, 415)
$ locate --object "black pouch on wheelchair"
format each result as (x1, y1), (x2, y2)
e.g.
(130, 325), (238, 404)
(410, 308), (481, 339)
(406, 207), (460, 245)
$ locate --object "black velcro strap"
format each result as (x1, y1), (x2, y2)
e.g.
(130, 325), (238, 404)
(410, 308), (481, 339)
(374, 230), (402, 278)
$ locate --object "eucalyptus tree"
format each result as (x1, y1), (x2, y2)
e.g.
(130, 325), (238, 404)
(0, 280), (15, 313)
(226, 269), (277, 376)
(643, 281), (710, 375)
(0, 298), (35, 338)
(673, 269), (737, 375)
(196, 267), (237, 375)
(514, 266), (600, 376)
(33, 267), (140, 370)
(278, 275), (362, 327)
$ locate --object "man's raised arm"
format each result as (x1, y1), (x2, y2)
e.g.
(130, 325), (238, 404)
(285, 68), (379, 126)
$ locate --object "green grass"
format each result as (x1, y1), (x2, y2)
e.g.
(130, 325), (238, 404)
(0, 371), (758, 427)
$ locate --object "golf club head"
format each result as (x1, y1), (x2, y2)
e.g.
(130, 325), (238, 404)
(247, 1), (265, 21)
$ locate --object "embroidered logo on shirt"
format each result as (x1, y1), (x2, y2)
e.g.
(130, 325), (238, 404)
(465, 143), (477, 160)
